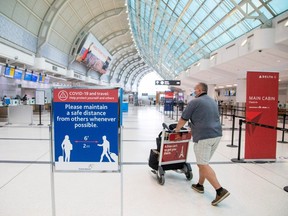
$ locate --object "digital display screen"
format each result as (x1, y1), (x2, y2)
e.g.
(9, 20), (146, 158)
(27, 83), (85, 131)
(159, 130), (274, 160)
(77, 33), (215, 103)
(75, 33), (112, 74)
(4, 66), (15, 78)
(13, 69), (23, 80)
(31, 73), (38, 82)
(24, 72), (32, 81)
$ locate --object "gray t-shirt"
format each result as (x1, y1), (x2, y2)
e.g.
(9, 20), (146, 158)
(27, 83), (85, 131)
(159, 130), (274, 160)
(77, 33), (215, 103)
(181, 94), (222, 143)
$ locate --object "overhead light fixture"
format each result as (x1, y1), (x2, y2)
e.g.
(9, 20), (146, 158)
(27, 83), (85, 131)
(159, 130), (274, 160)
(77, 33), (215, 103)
(49, 74), (67, 81)
(241, 38), (247, 46)
(210, 53), (217, 61)
(285, 20), (288, 27)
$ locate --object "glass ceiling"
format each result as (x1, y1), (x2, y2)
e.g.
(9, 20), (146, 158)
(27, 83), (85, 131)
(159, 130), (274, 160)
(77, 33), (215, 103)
(127, 0), (288, 79)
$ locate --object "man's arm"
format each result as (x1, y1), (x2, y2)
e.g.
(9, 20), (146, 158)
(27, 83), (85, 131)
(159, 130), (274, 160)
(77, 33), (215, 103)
(174, 117), (187, 132)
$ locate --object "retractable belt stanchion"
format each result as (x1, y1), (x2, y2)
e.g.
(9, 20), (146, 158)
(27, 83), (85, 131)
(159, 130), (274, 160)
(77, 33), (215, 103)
(231, 119), (288, 163)
(227, 108), (238, 148)
(229, 105), (233, 121)
(231, 119), (245, 163)
(278, 113), (288, 143)
(38, 105), (43, 126)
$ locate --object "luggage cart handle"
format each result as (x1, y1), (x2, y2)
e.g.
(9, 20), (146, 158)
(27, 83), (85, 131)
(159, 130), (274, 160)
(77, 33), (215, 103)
(162, 123), (170, 131)
(162, 123), (189, 133)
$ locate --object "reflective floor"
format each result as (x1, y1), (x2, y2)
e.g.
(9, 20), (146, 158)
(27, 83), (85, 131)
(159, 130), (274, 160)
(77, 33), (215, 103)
(0, 105), (288, 216)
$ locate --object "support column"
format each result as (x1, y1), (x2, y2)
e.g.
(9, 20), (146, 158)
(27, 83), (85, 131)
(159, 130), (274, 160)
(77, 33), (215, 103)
(207, 84), (216, 99)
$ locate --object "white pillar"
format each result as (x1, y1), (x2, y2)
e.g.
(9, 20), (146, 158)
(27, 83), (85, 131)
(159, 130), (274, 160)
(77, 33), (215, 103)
(207, 84), (216, 99)
(236, 78), (246, 103)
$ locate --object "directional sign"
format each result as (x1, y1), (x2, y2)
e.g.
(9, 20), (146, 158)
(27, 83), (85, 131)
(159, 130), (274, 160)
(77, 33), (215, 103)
(155, 80), (181, 86)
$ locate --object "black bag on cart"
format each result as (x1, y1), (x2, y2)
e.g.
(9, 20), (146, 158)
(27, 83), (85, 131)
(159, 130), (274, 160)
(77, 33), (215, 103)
(156, 133), (162, 152)
(148, 149), (159, 170)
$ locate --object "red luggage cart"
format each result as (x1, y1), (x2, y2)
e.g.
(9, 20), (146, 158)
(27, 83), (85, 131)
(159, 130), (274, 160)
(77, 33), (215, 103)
(149, 123), (193, 185)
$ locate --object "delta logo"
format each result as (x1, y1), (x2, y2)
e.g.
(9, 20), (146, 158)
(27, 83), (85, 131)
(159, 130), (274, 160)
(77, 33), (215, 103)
(258, 75), (277, 79)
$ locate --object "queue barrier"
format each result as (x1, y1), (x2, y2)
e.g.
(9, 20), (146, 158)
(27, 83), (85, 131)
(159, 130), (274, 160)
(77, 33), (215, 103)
(231, 119), (288, 163)
(230, 119), (288, 193)
(278, 113), (288, 144)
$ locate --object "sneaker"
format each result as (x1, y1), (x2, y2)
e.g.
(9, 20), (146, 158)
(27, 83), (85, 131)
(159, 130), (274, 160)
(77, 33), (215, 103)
(191, 184), (204, 193)
(211, 188), (230, 206)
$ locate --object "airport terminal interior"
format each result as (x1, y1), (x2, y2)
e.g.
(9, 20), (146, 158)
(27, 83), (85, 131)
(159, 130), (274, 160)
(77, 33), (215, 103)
(0, 0), (288, 216)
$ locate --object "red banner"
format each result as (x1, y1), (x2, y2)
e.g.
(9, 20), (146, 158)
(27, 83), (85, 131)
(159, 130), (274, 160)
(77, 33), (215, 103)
(164, 91), (174, 99)
(161, 142), (189, 163)
(245, 72), (279, 160)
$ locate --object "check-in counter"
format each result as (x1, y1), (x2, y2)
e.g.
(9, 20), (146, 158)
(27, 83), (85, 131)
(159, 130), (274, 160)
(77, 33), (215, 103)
(8, 105), (33, 125)
(0, 106), (8, 122)
(10, 99), (20, 106)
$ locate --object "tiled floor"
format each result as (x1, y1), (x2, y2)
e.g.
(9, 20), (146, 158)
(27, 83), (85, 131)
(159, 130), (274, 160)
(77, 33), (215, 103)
(0, 105), (288, 216)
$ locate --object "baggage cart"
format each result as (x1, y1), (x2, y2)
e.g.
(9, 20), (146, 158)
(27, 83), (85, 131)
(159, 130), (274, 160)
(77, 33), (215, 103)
(149, 123), (193, 185)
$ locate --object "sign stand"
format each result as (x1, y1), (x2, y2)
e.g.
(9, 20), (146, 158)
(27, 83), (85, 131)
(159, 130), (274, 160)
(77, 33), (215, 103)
(38, 105), (43, 125)
(49, 135), (56, 216)
(120, 126), (123, 216)
(244, 72), (279, 161)
(35, 90), (45, 126)
(50, 87), (122, 215)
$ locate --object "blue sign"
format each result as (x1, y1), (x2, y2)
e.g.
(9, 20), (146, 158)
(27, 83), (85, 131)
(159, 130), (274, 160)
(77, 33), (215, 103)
(164, 98), (174, 111)
(52, 88), (120, 172)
